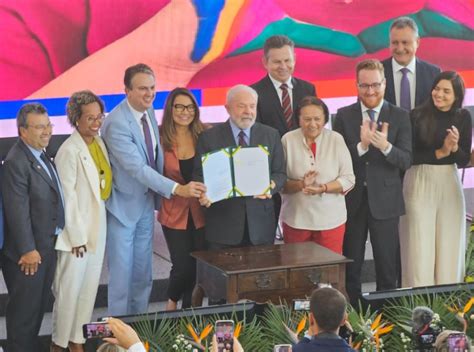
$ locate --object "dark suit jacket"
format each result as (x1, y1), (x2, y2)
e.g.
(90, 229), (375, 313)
(382, 57), (441, 108)
(293, 336), (356, 352)
(251, 75), (316, 137)
(194, 121), (286, 245)
(1, 139), (63, 262)
(332, 101), (412, 220)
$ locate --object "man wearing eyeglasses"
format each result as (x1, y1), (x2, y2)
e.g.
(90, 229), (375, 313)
(382, 17), (441, 111)
(1, 103), (65, 351)
(333, 59), (412, 308)
(101, 63), (205, 316)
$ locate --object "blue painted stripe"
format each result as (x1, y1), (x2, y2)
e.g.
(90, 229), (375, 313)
(0, 90), (202, 120)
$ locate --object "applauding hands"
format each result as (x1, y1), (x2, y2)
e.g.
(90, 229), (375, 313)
(360, 120), (390, 152)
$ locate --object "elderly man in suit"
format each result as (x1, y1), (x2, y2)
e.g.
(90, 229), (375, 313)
(195, 85), (286, 249)
(1, 103), (65, 351)
(251, 35), (317, 137)
(382, 16), (441, 111)
(333, 59), (412, 307)
(101, 63), (205, 316)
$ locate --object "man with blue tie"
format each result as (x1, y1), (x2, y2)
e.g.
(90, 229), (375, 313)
(1, 103), (64, 351)
(101, 63), (205, 316)
(194, 85), (286, 250)
(382, 17), (441, 111)
(333, 60), (412, 307)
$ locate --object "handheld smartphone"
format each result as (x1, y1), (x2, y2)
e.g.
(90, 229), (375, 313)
(82, 321), (113, 339)
(447, 333), (468, 352)
(274, 344), (292, 352)
(292, 299), (310, 311)
(215, 320), (234, 352)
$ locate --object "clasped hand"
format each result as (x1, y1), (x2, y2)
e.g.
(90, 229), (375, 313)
(360, 120), (390, 151)
(443, 126), (459, 153)
(301, 171), (324, 195)
(175, 181), (207, 198)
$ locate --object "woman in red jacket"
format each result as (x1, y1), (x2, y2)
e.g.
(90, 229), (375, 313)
(158, 88), (206, 310)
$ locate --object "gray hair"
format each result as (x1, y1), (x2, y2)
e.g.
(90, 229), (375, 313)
(16, 102), (48, 136)
(66, 90), (105, 127)
(390, 16), (419, 38)
(226, 84), (258, 105)
(96, 342), (127, 352)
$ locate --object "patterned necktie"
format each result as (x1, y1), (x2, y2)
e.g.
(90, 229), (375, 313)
(400, 67), (411, 111)
(367, 109), (376, 122)
(280, 83), (293, 129)
(40, 152), (65, 229)
(238, 130), (248, 147)
(141, 113), (155, 169)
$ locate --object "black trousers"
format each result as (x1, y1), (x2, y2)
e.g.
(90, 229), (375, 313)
(343, 188), (400, 308)
(162, 215), (205, 308)
(2, 247), (56, 352)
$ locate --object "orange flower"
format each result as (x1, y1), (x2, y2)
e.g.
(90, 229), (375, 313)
(234, 322), (242, 338)
(187, 324), (200, 343)
(296, 316), (307, 336)
(143, 341), (149, 352)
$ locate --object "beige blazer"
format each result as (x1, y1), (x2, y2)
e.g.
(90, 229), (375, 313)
(54, 130), (110, 253)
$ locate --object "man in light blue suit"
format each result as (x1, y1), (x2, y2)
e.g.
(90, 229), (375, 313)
(101, 63), (206, 315)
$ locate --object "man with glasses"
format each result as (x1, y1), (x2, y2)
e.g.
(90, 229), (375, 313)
(333, 59), (412, 307)
(382, 17), (441, 111)
(1, 103), (64, 351)
(101, 63), (205, 316)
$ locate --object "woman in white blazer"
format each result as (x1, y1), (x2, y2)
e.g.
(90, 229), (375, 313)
(51, 90), (112, 352)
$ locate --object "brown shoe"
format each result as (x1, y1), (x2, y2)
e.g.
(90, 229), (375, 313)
(68, 342), (85, 352)
(50, 342), (65, 352)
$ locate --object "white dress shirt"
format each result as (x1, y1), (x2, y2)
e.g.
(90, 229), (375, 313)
(128, 342), (146, 352)
(268, 74), (294, 108)
(392, 57), (416, 109)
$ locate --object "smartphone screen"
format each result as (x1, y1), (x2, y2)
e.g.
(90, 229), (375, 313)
(274, 344), (292, 352)
(292, 299), (310, 311)
(215, 320), (234, 352)
(82, 322), (113, 339)
(447, 333), (468, 352)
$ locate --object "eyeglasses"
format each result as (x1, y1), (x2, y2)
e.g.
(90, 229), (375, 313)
(27, 123), (54, 131)
(357, 82), (384, 91)
(84, 113), (105, 124)
(174, 104), (196, 113)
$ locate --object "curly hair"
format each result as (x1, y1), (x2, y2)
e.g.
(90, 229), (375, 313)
(66, 90), (105, 127)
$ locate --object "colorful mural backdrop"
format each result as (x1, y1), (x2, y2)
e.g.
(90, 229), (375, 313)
(0, 0), (473, 136)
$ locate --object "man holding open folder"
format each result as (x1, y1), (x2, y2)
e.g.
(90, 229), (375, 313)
(194, 85), (286, 249)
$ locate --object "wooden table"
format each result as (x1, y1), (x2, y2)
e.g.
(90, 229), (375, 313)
(191, 242), (352, 304)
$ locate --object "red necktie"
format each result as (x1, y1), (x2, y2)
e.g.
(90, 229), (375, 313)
(238, 130), (247, 147)
(280, 83), (293, 129)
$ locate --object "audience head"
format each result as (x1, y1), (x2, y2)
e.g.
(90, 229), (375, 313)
(262, 35), (296, 83)
(124, 63), (155, 113)
(16, 102), (52, 150)
(66, 90), (105, 141)
(96, 342), (126, 352)
(433, 330), (471, 351)
(309, 287), (347, 334)
(430, 71), (465, 112)
(225, 85), (258, 130)
(296, 96), (329, 141)
(356, 59), (386, 109)
(161, 87), (204, 150)
(389, 16), (420, 66)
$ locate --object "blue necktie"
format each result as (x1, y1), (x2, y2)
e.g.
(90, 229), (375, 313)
(238, 130), (247, 147)
(367, 109), (376, 122)
(400, 67), (411, 111)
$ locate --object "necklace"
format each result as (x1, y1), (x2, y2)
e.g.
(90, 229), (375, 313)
(89, 141), (106, 190)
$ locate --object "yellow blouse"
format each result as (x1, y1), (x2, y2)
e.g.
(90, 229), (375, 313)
(88, 139), (112, 200)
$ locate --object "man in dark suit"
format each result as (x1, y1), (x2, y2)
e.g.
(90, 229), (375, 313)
(1, 103), (65, 351)
(194, 85), (286, 249)
(333, 59), (412, 307)
(382, 16), (441, 111)
(251, 35), (316, 137)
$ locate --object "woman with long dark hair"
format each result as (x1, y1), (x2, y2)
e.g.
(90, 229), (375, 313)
(158, 87), (206, 310)
(400, 71), (472, 287)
